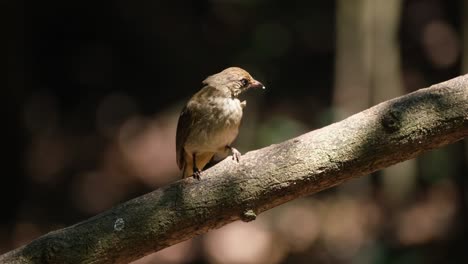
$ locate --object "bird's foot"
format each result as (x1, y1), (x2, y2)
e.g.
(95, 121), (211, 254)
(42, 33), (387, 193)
(231, 147), (241, 163)
(192, 169), (201, 180)
(240, 100), (247, 108)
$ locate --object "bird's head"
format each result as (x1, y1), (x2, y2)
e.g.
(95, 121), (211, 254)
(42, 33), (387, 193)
(202, 67), (265, 97)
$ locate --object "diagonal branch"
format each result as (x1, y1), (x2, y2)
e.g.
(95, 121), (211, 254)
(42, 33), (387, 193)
(2, 75), (468, 264)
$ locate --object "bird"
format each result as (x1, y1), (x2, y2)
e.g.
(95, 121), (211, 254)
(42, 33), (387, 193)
(176, 67), (265, 180)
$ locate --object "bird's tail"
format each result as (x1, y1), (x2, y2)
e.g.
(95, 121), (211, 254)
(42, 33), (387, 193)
(182, 161), (193, 178)
(181, 152), (214, 179)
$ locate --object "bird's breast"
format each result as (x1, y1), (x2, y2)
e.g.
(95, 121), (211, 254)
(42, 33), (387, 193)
(210, 97), (243, 126)
(185, 97), (243, 153)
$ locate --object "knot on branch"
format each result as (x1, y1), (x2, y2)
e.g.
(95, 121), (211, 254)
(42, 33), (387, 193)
(381, 108), (403, 133)
(240, 209), (257, 222)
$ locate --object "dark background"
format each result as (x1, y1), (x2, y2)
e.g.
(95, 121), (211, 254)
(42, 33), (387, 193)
(2, 0), (467, 263)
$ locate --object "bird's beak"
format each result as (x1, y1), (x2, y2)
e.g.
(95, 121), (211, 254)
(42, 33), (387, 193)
(250, 79), (266, 90)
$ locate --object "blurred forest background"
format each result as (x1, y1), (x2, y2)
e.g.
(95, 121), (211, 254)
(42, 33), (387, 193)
(2, 0), (468, 263)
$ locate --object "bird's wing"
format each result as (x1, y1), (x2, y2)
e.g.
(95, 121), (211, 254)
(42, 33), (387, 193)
(176, 105), (193, 169)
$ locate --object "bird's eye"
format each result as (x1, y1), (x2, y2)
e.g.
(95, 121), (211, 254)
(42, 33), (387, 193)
(241, 78), (249, 87)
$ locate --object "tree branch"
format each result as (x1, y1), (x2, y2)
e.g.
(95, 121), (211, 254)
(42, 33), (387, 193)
(2, 75), (468, 264)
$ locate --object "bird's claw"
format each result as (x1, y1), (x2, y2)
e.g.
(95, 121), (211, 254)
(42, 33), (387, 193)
(192, 169), (201, 180)
(231, 148), (241, 163)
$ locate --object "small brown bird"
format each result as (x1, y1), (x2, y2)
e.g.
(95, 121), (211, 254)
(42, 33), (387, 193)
(176, 67), (265, 179)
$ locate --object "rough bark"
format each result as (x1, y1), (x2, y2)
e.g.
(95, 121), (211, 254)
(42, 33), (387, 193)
(1, 75), (468, 264)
